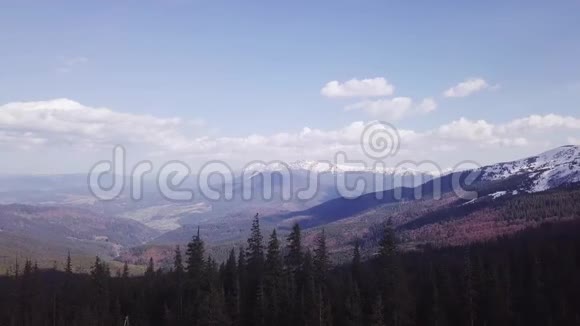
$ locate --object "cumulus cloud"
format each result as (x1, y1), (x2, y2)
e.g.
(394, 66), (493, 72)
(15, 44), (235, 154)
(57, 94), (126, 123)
(345, 97), (436, 121)
(434, 117), (532, 147)
(345, 97), (413, 121)
(0, 98), (204, 151)
(321, 77), (394, 98)
(0, 99), (579, 172)
(500, 114), (580, 132)
(437, 118), (495, 141)
(418, 98), (437, 113)
(431, 115), (580, 147)
(443, 78), (490, 98)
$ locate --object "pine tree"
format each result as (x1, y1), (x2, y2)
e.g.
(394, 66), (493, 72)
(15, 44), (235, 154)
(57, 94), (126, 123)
(285, 223), (303, 274)
(237, 246), (246, 295)
(264, 229), (283, 326)
(379, 218), (396, 259)
(265, 230), (282, 281)
(313, 229), (329, 285)
(90, 256), (110, 326)
(244, 214), (265, 326)
(246, 214), (264, 268)
(344, 281), (362, 326)
(462, 248), (475, 326)
(174, 245), (184, 277)
(186, 227), (205, 281)
(223, 248), (239, 325)
(301, 250), (317, 326)
(172, 245), (185, 323)
(65, 251), (72, 275)
(378, 218), (412, 326)
(145, 258), (155, 277)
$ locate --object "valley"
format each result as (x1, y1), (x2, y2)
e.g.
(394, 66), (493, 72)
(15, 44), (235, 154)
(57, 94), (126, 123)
(0, 145), (578, 270)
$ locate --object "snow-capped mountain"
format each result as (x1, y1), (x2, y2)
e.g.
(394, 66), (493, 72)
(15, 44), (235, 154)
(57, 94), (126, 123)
(479, 145), (580, 192)
(245, 159), (431, 176)
(241, 159), (438, 199)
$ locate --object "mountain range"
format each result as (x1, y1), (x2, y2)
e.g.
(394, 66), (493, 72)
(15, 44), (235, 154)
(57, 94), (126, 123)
(0, 145), (578, 269)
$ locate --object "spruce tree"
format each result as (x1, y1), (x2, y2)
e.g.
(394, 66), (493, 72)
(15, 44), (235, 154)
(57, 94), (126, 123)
(174, 245), (184, 277)
(313, 229), (329, 285)
(223, 248), (239, 325)
(245, 214), (265, 326)
(186, 227), (205, 281)
(246, 213), (264, 267)
(65, 251), (72, 275)
(378, 218), (412, 326)
(285, 223), (303, 274)
(344, 282), (362, 326)
(264, 229), (283, 326)
(145, 258), (155, 278)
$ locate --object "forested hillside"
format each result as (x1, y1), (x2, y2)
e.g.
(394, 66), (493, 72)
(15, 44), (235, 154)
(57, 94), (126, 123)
(1, 215), (580, 326)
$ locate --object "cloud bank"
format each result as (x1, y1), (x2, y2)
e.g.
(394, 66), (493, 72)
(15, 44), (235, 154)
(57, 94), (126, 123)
(321, 77), (395, 98)
(0, 99), (578, 172)
(443, 78), (490, 98)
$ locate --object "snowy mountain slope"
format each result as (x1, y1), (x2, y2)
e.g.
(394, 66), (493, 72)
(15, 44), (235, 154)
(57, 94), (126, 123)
(479, 145), (580, 192)
(267, 146), (580, 230)
(245, 159), (431, 176)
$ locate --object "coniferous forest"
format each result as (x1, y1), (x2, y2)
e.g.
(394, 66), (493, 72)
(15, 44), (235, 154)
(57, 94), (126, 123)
(1, 215), (580, 326)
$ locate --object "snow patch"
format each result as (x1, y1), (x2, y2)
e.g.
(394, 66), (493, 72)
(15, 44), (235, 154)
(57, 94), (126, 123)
(489, 191), (507, 199)
(479, 145), (580, 193)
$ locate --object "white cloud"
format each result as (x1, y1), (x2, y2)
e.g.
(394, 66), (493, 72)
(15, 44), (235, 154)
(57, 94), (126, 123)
(432, 114), (579, 148)
(434, 117), (531, 147)
(437, 118), (495, 141)
(0, 98), (204, 151)
(418, 97), (437, 113)
(345, 97), (413, 121)
(443, 78), (490, 98)
(0, 99), (579, 173)
(500, 114), (580, 132)
(321, 77), (394, 98)
(345, 97), (436, 121)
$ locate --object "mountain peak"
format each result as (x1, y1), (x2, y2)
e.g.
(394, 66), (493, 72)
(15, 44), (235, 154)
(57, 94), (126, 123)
(480, 145), (580, 192)
(245, 160), (430, 176)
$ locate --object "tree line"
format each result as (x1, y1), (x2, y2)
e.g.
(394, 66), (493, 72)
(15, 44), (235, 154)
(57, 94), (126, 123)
(1, 214), (580, 326)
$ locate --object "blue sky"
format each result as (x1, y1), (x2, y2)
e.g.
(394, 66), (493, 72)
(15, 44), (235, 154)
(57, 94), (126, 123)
(0, 1), (579, 173)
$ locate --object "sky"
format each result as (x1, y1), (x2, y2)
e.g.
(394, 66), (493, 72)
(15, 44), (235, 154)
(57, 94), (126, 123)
(0, 0), (579, 174)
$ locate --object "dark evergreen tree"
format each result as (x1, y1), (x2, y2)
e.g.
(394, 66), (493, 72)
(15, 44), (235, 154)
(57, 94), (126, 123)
(264, 229), (283, 326)
(244, 213), (265, 326)
(174, 245), (184, 277)
(378, 218), (412, 326)
(186, 227), (205, 281)
(285, 223), (303, 274)
(223, 248), (240, 325)
(313, 229), (329, 285)
(65, 251), (72, 275)
(145, 258), (155, 279)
